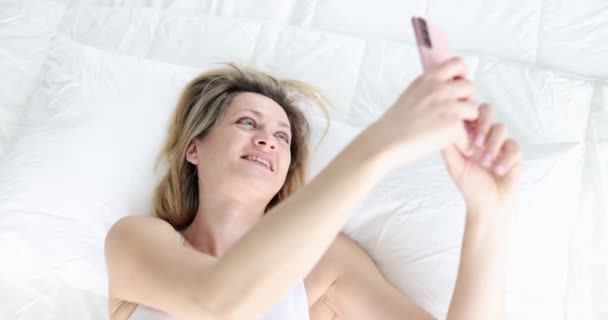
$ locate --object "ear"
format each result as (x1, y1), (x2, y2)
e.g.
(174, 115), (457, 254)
(185, 140), (199, 165)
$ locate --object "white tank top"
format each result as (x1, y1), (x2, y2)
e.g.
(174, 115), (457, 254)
(129, 232), (310, 320)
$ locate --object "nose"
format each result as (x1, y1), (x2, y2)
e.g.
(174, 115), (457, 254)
(253, 133), (276, 150)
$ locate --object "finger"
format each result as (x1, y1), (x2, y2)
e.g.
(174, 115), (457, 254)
(501, 159), (523, 192)
(448, 100), (479, 122)
(492, 139), (522, 176)
(441, 144), (466, 177)
(441, 78), (476, 102)
(479, 123), (508, 168)
(464, 120), (477, 140)
(495, 140), (524, 192)
(430, 57), (468, 82)
(452, 120), (474, 158)
(472, 103), (495, 148)
(500, 159), (524, 191)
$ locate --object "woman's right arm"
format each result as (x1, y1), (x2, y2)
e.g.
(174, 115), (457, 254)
(105, 57), (478, 320)
(105, 124), (393, 320)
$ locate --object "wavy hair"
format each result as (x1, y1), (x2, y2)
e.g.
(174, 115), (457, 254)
(153, 63), (331, 230)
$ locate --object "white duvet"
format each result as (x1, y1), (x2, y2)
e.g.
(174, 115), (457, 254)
(0, 1), (606, 319)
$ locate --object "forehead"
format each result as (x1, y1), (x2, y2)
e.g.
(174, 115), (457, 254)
(228, 92), (291, 129)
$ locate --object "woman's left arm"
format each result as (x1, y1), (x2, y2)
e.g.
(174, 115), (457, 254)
(312, 102), (521, 320)
(311, 233), (435, 320)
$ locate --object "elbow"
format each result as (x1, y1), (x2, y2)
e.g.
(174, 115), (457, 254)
(182, 300), (236, 320)
(197, 303), (242, 320)
(192, 268), (265, 320)
(204, 297), (253, 320)
(192, 288), (245, 320)
(198, 293), (267, 320)
(204, 308), (235, 320)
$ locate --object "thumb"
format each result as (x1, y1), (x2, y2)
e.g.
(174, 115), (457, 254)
(455, 121), (475, 156)
(442, 121), (474, 177)
(498, 161), (522, 193)
(441, 144), (469, 177)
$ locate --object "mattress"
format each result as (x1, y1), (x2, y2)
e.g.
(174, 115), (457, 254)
(0, 0), (606, 319)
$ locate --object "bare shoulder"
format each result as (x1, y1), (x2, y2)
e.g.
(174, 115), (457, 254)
(105, 215), (180, 320)
(104, 215), (179, 261)
(106, 215), (173, 236)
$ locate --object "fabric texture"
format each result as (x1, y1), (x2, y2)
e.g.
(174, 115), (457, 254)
(0, 1), (606, 319)
(0, 32), (589, 320)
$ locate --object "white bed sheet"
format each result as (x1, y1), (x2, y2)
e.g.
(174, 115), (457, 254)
(0, 0), (606, 319)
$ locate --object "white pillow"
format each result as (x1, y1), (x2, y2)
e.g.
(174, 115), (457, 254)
(0, 34), (345, 294)
(0, 35), (583, 320)
(0, 35), (202, 294)
(0, 273), (108, 319)
(0, 1), (67, 157)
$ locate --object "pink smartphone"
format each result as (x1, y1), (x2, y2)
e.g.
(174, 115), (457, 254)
(413, 16), (475, 146)
(411, 16), (454, 72)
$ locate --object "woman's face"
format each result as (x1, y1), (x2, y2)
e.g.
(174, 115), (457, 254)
(186, 92), (293, 198)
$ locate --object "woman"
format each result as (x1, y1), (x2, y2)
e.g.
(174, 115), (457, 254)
(105, 57), (522, 320)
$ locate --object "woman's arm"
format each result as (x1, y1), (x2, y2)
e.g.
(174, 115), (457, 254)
(309, 208), (509, 320)
(310, 233), (435, 320)
(206, 128), (393, 319)
(446, 207), (510, 320)
(303, 77), (518, 320)
(106, 128), (393, 320)
(106, 58), (474, 320)
(203, 58), (474, 320)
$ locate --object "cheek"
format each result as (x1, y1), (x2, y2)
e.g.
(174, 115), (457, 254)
(221, 129), (251, 149)
(282, 149), (292, 172)
(229, 128), (251, 140)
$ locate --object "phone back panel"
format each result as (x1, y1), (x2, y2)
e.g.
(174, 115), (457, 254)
(412, 17), (454, 71)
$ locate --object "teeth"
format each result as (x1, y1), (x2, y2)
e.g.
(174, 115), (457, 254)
(245, 155), (271, 170)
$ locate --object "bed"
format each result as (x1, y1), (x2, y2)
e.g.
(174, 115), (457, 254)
(0, 0), (606, 319)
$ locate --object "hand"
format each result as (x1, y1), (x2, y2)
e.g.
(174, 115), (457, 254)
(372, 57), (479, 167)
(441, 103), (523, 214)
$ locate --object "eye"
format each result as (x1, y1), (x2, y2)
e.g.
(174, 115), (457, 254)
(239, 117), (290, 143)
(238, 117), (256, 126)
(276, 132), (290, 143)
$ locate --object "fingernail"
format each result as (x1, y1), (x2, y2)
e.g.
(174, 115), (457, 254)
(475, 134), (485, 148)
(482, 153), (493, 167)
(495, 164), (506, 176)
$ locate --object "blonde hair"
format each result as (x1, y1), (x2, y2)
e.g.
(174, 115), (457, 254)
(153, 63), (331, 230)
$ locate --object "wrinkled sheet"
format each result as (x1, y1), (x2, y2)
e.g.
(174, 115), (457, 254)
(0, 0), (606, 319)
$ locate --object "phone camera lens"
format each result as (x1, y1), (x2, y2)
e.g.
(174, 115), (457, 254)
(424, 37), (432, 48)
(421, 26), (432, 48)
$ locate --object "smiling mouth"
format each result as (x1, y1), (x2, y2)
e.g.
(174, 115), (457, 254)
(241, 157), (272, 172)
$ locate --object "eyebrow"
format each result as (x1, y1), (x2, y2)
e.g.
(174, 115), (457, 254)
(236, 109), (291, 130)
